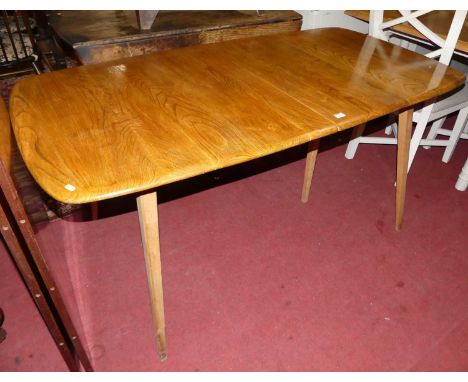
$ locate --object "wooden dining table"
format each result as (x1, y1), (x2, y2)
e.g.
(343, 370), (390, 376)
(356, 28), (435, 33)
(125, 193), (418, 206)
(9, 28), (465, 361)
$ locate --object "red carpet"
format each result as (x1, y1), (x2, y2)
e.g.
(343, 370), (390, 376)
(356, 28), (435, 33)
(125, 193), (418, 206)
(0, 119), (467, 371)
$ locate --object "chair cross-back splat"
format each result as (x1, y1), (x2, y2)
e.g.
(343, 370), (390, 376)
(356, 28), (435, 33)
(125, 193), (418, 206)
(346, 10), (468, 168)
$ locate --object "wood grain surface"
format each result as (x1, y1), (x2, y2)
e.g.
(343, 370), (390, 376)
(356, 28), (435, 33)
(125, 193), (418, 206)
(137, 191), (167, 360)
(10, 28), (465, 204)
(50, 10), (302, 64)
(346, 10), (468, 54)
(50, 10), (302, 46)
(0, 97), (93, 371)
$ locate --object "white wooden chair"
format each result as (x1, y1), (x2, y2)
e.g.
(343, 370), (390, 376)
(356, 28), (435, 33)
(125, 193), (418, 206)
(345, 10), (468, 169)
(455, 157), (468, 191)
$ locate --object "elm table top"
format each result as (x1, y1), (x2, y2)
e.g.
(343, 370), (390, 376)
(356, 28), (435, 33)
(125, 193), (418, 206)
(9, 28), (465, 204)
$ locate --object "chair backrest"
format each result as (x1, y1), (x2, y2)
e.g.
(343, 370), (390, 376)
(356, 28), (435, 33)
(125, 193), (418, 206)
(369, 10), (467, 65)
(0, 11), (38, 74)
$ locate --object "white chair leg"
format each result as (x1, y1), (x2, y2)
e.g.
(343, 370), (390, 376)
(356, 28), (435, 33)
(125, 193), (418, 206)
(345, 123), (366, 159)
(442, 107), (468, 163)
(408, 103), (435, 171)
(385, 116), (397, 136)
(391, 121), (398, 137)
(424, 117), (446, 149)
(455, 158), (468, 191)
(385, 113), (398, 136)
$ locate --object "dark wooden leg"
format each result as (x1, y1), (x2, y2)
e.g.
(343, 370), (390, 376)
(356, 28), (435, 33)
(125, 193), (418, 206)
(396, 109), (413, 231)
(137, 191), (167, 361)
(301, 139), (320, 203)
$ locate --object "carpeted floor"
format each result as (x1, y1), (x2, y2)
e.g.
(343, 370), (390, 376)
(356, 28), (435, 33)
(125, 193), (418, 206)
(0, 117), (467, 371)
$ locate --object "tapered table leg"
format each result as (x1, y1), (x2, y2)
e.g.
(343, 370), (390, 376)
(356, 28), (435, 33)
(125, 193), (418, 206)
(301, 139), (320, 203)
(137, 191), (167, 361)
(396, 108), (413, 231)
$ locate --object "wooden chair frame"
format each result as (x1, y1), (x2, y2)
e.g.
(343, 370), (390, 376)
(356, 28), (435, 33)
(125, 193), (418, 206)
(0, 194), (79, 370)
(0, 162), (93, 371)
